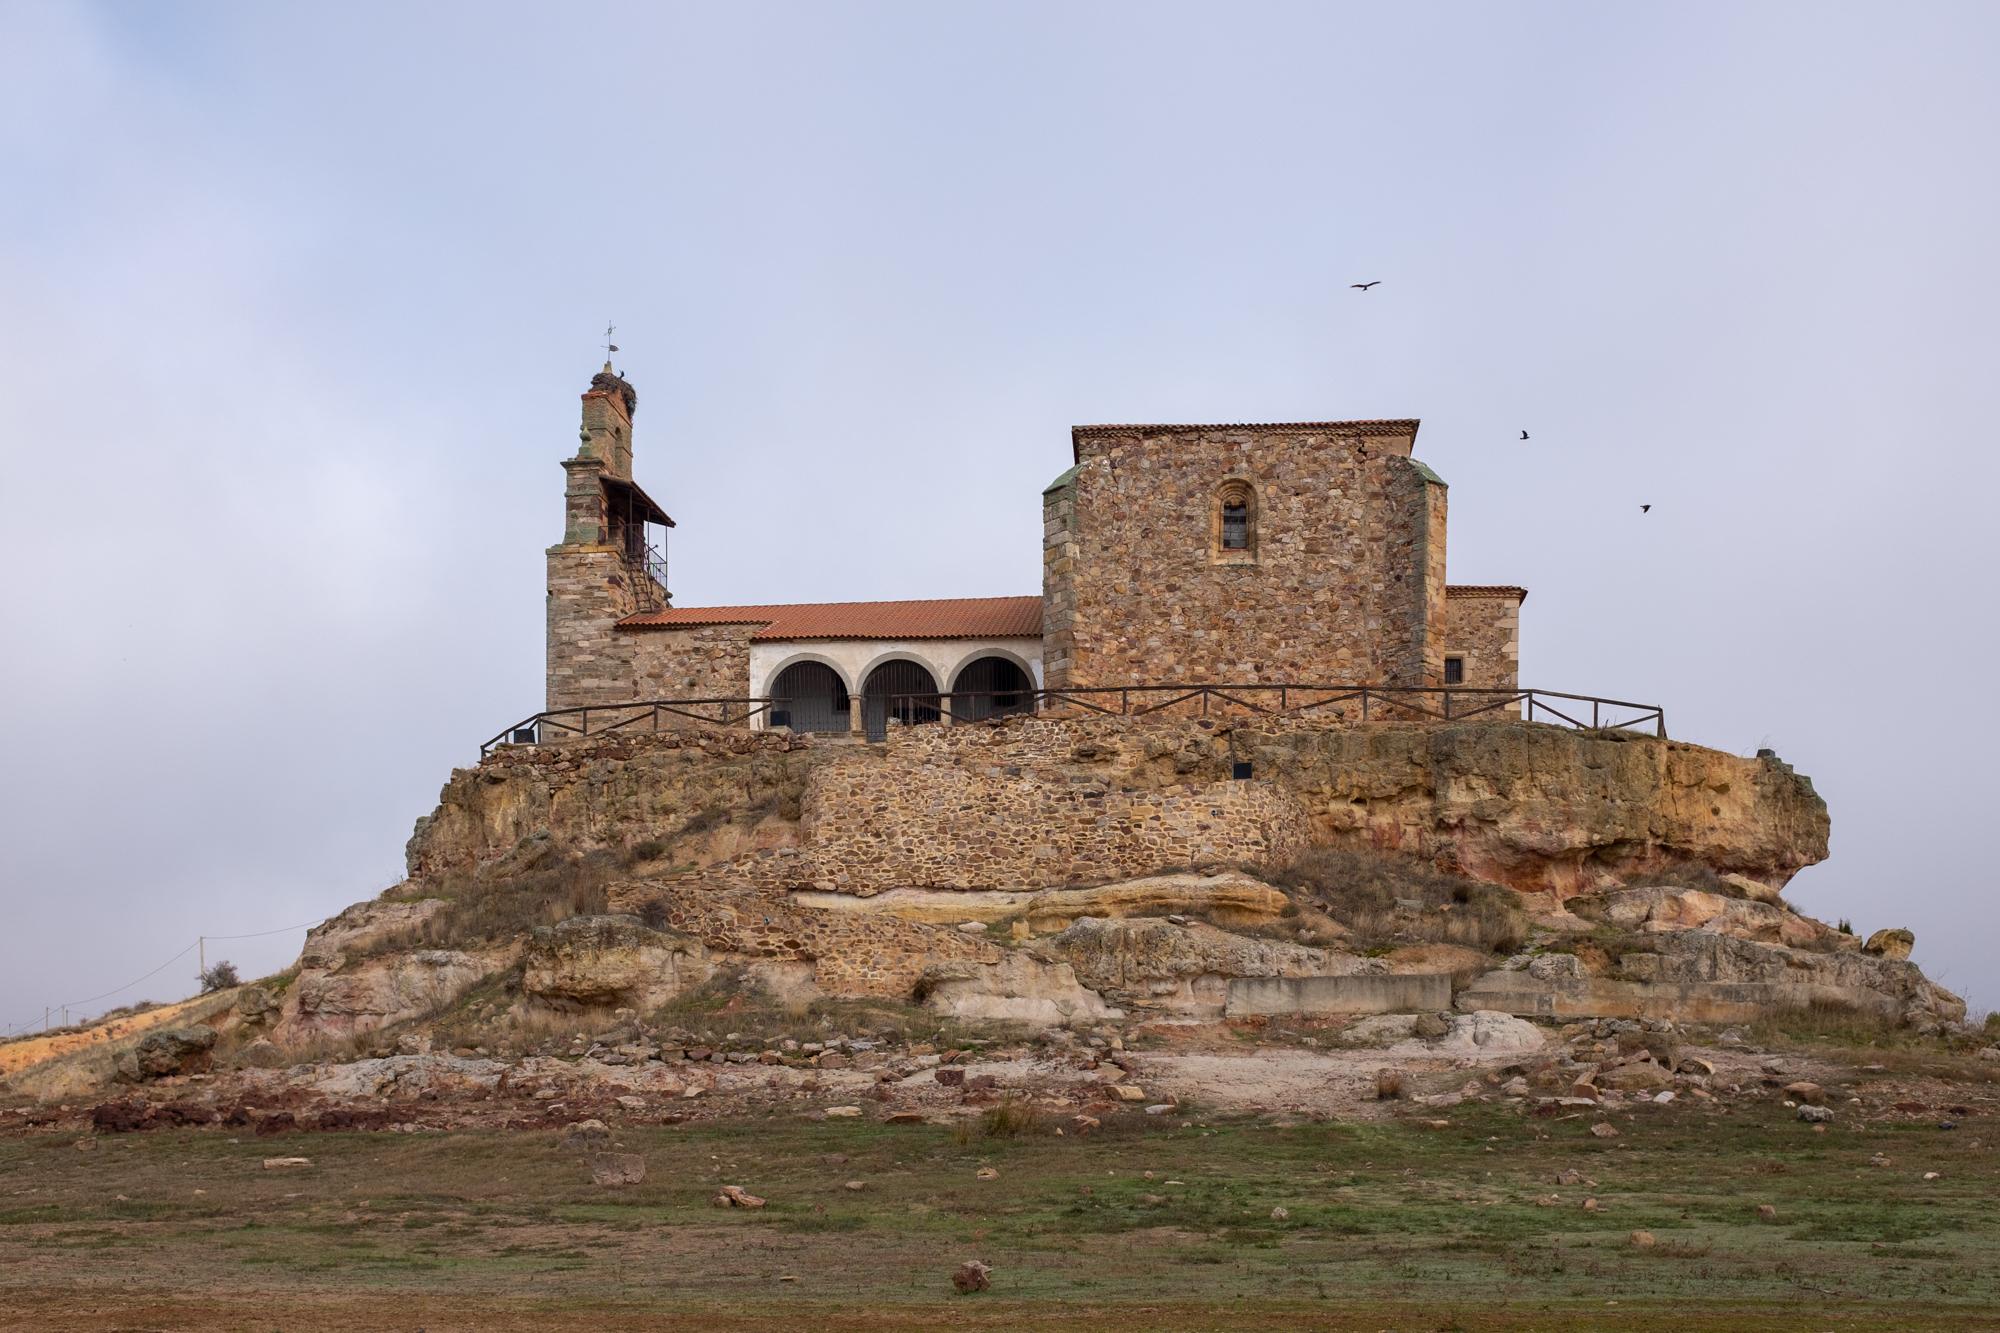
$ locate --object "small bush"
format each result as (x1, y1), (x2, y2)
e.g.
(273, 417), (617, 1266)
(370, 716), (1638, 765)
(979, 1099), (1043, 1137)
(1837, 918), (1855, 936)
(636, 898), (671, 931)
(198, 961), (240, 993)
(375, 847), (622, 952)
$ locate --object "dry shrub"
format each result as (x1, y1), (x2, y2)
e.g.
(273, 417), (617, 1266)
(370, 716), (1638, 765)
(1621, 860), (1733, 895)
(1265, 847), (1527, 955)
(371, 844), (622, 954)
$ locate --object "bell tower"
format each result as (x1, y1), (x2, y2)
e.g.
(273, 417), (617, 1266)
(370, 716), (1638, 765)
(545, 361), (674, 711)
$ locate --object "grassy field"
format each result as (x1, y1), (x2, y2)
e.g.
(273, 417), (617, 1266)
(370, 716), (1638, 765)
(0, 1095), (1994, 1331)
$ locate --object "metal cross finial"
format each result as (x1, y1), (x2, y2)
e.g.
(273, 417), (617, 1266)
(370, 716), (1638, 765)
(603, 322), (619, 358)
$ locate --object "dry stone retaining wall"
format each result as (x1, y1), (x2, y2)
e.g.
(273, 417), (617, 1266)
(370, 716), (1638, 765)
(799, 748), (1311, 893)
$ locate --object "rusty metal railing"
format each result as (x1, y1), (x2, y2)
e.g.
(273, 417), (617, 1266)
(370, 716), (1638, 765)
(884, 683), (1666, 737)
(483, 683), (1666, 757)
(480, 697), (783, 757)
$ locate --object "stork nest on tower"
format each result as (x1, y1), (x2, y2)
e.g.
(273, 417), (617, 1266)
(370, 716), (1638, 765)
(589, 369), (638, 416)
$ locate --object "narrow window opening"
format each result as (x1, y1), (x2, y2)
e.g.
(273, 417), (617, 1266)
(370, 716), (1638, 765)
(1221, 501), (1249, 550)
(1444, 656), (1465, 685)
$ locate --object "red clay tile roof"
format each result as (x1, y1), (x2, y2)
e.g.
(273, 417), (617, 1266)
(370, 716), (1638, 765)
(1447, 584), (1528, 602)
(619, 596), (1044, 641)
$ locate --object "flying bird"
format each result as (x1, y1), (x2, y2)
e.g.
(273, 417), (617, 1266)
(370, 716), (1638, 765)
(1351, 281), (1380, 291)
(1519, 430), (1529, 441)
(1641, 504), (1652, 513)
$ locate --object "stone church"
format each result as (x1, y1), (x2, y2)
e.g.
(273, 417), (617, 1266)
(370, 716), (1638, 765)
(546, 364), (1525, 739)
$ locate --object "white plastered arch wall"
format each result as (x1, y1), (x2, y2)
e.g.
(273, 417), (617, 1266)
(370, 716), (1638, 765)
(747, 638), (1043, 729)
(943, 643), (1041, 691)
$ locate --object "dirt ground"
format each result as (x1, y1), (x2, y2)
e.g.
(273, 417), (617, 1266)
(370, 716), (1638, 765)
(4, 1075), (1999, 1331)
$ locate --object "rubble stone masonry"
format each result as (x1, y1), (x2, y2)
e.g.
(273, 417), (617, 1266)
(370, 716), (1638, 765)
(1044, 424), (1448, 690)
(1443, 588), (1523, 716)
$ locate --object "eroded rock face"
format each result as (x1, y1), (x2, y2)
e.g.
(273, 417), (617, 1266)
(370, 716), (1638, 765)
(1460, 929), (1964, 1026)
(1239, 723), (1830, 898)
(521, 914), (711, 1010)
(407, 728), (818, 881)
(918, 954), (1122, 1027)
(282, 950), (496, 1042)
(408, 719), (1827, 905)
(1865, 928), (1916, 961)
(299, 898), (448, 969)
(1573, 885), (1849, 951)
(788, 871), (1292, 933)
(1035, 916), (1374, 1015)
(273, 897), (503, 1046)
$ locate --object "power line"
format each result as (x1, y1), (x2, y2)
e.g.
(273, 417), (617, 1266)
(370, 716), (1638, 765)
(204, 919), (323, 942)
(0, 915), (325, 1039)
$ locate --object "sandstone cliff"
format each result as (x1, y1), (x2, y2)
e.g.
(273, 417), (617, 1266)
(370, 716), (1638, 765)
(407, 717), (1830, 902)
(230, 717), (1940, 1059)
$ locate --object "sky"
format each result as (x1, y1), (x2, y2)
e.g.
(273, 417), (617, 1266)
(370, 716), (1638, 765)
(2, 1), (1997, 1030)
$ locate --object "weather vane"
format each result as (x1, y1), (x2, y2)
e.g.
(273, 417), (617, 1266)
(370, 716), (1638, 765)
(603, 322), (619, 359)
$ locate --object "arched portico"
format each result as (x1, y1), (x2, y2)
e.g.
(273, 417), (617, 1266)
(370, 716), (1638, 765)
(860, 657), (940, 741)
(766, 658), (853, 734)
(949, 653), (1037, 722)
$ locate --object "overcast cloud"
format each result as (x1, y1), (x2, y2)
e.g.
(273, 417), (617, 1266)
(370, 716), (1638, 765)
(2, 1), (1996, 1030)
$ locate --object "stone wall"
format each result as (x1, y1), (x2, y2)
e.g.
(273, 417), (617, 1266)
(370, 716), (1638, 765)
(409, 714), (1830, 905)
(798, 748), (1312, 893)
(622, 624), (755, 700)
(545, 572), (751, 715)
(1046, 424), (1448, 690)
(1040, 468), (1079, 687)
(545, 545), (643, 711)
(1443, 589), (1522, 716)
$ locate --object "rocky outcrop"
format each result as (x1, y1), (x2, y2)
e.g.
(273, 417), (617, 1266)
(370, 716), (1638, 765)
(282, 949), (497, 1043)
(112, 1027), (216, 1082)
(521, 915), (711, 1010)
(1571, 884), (1850, 951)
(918, 954), (1123, 1027)
(1035, 916), (1375, 1015)
(406, 719), (1828, 906)
(1460, 930), (1964, 1027)
(298, 898), (448, 969)
(270, 896), (509, 1045)
(1865, 928), (1916, 961)
(1237, 722), (1830, 898)
(788, 871), (1293, 933)
(407, 727), (818, 881)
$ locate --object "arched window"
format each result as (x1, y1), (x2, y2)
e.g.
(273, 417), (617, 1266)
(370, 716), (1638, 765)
(1214, 480), (1256, 560)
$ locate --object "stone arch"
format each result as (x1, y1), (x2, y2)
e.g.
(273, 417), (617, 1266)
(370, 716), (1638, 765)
(758, 650), (857, 699)
(948, 653), (1038, 722)
(765, 656), (853, 735)
(943, 643), (1040, 688)
(860, 657), (941, 741)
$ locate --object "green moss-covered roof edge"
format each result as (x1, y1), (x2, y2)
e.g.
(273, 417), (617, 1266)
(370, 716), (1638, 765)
(1408, 459), (1448, 487)
(1042, 464), (1080, 495)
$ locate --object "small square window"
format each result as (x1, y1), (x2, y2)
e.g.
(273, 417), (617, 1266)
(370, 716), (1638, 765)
(1444, 656), (1465, 685)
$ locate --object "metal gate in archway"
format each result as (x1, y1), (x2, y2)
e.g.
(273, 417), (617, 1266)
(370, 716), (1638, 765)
(767, 660), (851, 735)
(862, 659), (939, 741)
